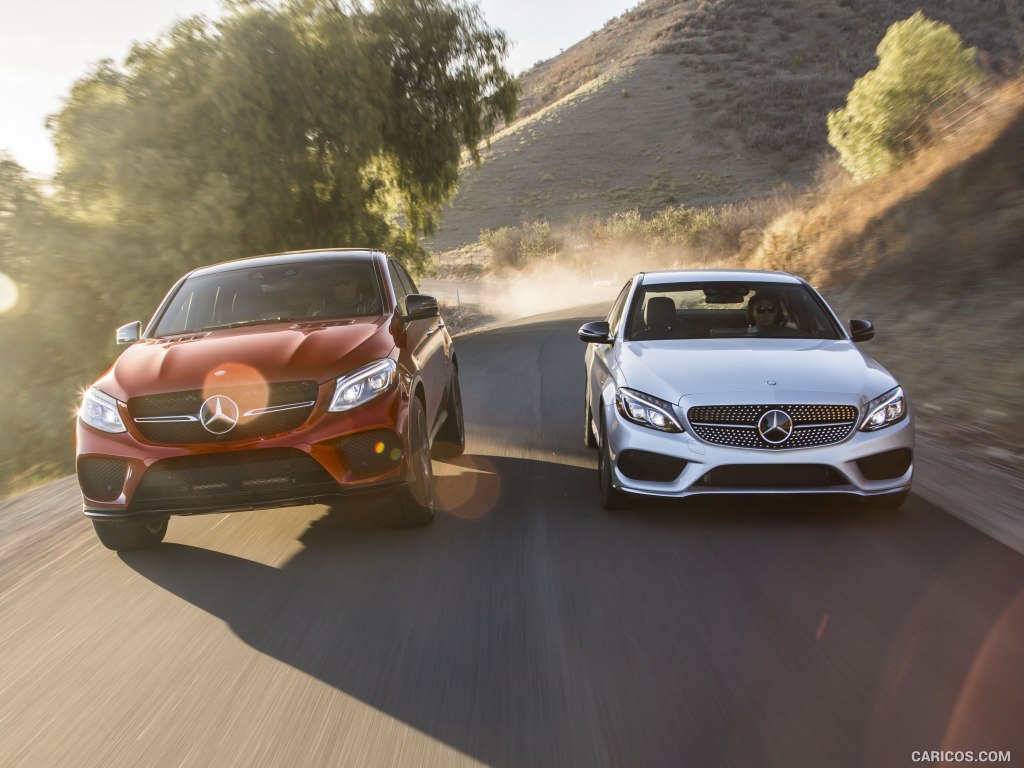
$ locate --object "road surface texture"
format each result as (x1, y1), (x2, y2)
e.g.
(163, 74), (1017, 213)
(1, 306), (1022, 767)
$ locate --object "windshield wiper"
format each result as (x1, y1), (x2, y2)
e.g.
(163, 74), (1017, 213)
(195, 317), (295, 332)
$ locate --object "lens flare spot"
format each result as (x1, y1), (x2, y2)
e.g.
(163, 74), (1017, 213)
(433, 456), (501, 520)
(202, 363), (269, 421)
(0, 272), (19, 314)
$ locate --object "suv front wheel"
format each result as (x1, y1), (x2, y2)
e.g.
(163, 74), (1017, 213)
(381, 396), (436, 528)
(92, 517), (168, 551)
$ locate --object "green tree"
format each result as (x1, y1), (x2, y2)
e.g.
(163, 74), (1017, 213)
(827, 12), (982, 180)
(49, 0), (517, 271)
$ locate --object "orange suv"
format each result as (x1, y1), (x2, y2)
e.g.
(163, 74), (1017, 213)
(75, 249), (464, 550)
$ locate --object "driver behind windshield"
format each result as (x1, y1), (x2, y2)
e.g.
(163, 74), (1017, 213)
(309, 264), (382, 317)
(747, 293), (779, 333)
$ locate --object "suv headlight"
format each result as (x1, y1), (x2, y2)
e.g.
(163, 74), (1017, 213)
(329, 359), (398, 412)
(79, 387), (127, 433)
(615, 387), (683, 433)
(860, 386), (907, 431)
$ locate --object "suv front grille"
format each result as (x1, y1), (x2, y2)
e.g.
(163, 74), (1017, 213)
(687, 404), (858, 450)
(128, 380), (319, 444)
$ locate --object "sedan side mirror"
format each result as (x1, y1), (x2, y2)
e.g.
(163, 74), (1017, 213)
(578, 320), (612, 344)
(116, 321), (141, 345)
(405, 294), (440, 321)
(850, 319), (875, 343)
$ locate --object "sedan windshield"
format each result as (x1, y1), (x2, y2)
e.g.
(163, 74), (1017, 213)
(152, 260), (384, 337)
(625, 281), (842, 341)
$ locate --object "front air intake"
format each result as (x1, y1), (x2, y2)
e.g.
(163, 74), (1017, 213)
(857, 449), (912, 480)
(617, 450), (687, 482)
(78, 457), (127, 501)
(337, 430), (403, 479)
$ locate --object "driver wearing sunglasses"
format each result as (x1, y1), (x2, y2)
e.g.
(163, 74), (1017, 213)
(747, 293), (782, 334)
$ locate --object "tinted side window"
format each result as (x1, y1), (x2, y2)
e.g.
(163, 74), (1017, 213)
(388, 261), (410, 315)
(395, 262), (418, 295)
(607, 280), (633, 337)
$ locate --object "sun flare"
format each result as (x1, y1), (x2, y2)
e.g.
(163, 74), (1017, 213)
(0, 272), (19, 314)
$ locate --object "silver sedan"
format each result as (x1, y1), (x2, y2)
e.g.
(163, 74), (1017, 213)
(579, 270), (913, 509)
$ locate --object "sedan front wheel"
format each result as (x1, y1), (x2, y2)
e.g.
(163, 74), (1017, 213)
(598, 413), (628, 510)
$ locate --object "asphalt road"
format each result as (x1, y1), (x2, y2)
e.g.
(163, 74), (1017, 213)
(1, 306), (1022, 767)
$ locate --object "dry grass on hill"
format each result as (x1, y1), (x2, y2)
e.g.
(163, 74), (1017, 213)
(427, 0), (1021, 252)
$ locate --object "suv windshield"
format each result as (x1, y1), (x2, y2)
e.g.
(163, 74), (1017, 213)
(152, 260), (384, 336)
(626, 281), (842, 341)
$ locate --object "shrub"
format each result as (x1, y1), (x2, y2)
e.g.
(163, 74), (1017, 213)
(827, 12), (982, 180)
(479, 220), (561, 269)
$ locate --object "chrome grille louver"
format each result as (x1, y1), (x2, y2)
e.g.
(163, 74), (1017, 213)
(128, 380), (319, 444)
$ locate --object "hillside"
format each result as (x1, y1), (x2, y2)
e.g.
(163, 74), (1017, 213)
(426, 0), (1021, 251)
(747, 80), (1024, 454)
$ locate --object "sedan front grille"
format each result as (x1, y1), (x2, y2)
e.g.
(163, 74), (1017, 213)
(687, 404), (858, 450)
(128, 380), (319, 445)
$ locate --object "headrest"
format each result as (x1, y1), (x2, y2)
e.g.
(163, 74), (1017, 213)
(645, 296), (676, 330)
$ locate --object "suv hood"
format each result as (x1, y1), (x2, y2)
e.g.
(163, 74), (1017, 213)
(618, 338), (897, 401)
(98, 319), (393, 400)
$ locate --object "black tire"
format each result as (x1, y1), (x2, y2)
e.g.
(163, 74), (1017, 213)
(597, 414), (628, 510)
(434, 364), (465, 457)
(867, 490), (909, 510)
(584, 382), (598, 449)
(92, 517), (168, 551)
(382, 396), (436, 528)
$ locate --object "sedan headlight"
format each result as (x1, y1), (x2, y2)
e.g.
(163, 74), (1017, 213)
(860, 386), (907, 431)
(616, 387), (683, 433)
(79, 387), (127, 433)
(329, 359), (398, 412)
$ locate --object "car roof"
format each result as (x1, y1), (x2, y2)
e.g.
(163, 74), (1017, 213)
(639, 269), (804, 286)
(189, 248), (383, 278)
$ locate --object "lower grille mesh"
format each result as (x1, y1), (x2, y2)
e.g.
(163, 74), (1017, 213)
(697, 464), (845, 488)
(132, 448), (336, 510)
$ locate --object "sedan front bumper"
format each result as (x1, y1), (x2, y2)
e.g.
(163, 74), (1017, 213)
(602, 397), (914, 499)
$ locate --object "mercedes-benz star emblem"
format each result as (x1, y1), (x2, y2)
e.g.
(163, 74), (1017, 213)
(199, 395), (240, 435)
(757, 409), (793, 444)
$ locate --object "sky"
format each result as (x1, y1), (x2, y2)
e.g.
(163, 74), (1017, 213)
(0, 0), (636, 179)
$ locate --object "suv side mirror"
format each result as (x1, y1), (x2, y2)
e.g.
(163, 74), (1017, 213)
(405, 294), (440, 321)
(116, 321), (141, 345)
(850, 319), (875, 342)
(578, 321), (612, 344)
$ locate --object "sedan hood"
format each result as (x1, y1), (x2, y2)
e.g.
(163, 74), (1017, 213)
(618, 338), (897, 401)
(98, 318), (394, 400)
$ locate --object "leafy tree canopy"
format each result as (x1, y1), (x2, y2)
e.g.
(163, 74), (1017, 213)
(49, 0), (518, 269)
(827, 12), (982, 180)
